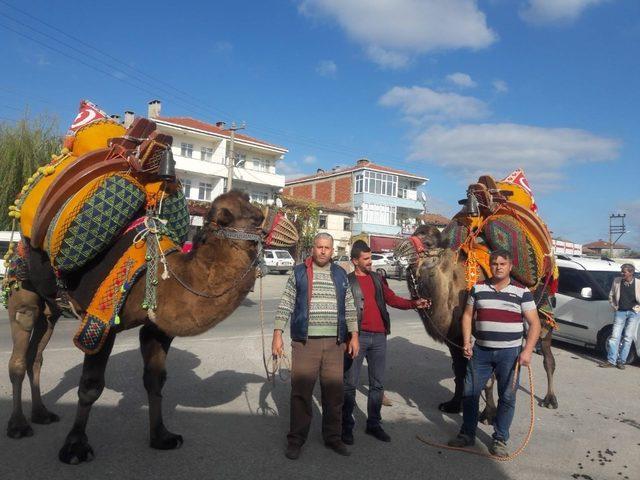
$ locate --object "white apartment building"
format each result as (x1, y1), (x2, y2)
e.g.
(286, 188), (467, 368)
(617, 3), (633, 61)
(139, 100), (287, 226)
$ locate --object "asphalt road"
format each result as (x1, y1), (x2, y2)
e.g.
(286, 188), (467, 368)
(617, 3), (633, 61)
(1, 275), (639, 479)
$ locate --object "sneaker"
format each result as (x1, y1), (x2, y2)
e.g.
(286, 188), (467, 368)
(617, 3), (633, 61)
(365, 426), (391, 442)
(616, 363), (626, 370)
(598, 362), (616, 368)
(489, 439), (509, 458)
(325, 441), (351, 456)
(341, 429), (354, 445)
(447, 433), (475, 448)
(285, 444), (301, 460)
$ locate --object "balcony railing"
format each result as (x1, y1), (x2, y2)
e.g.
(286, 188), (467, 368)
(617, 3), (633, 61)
(398, 188), (418, 200)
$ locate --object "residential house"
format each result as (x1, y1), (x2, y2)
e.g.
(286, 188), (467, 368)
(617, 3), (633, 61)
(583, 239), (630, 257)
(129, 100), (288, 231)
(284, 158), (427, 251)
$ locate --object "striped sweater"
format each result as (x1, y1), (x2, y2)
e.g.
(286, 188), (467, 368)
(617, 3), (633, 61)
(275, 262), (358, 336)
(467, 280), (536, 348)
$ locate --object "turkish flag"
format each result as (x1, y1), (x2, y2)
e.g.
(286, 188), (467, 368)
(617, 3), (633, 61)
(69, 100), (107, 132)
(502, 169), (538, 213)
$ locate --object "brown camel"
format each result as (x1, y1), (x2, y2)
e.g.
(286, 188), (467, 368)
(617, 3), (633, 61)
(402, 225), (558, 423)
(6, 190), (273, 464)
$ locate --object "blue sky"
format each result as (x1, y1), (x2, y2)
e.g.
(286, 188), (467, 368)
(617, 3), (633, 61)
(1, 0), (638, 248)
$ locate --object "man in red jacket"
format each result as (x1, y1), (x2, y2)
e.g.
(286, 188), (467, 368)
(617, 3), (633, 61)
(341, 240), (430, 444)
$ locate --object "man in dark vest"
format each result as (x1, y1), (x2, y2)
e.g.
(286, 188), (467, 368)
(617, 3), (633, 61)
(272, 233), (359, 460)
(341, 240), (430, 444)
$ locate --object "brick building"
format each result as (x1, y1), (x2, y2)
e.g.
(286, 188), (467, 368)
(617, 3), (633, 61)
(284, 158), (427, 251)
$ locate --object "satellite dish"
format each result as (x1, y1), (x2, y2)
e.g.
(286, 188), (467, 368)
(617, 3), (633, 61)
(275, 198), (283, 208)
(419, 191), (427, 203)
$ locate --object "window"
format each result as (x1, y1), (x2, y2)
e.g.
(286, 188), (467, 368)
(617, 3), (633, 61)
(181, 179), (192, 198)
(354, 170), (397, 196)
(201, 147), (213, 161)
(343, 217), (351, 231)
(181, 143), (193, 158)
(251, 192), (269, 204)
(264, 251), (273, 259)
(557, 268), (593, 299)
(251, 156), (267, 172)
(198, 182), (213, 201)
(355, 203), (396, 225)
(318, 214), (327, 229)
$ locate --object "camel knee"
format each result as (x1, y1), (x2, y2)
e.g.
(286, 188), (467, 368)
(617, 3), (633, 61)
(13, 309), (37, 332)
(9, 355), (28, 383)
(78, 377), (105, 406)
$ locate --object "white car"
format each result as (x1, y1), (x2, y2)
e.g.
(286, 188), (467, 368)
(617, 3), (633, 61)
(553, 256), (639, 364)
(263, 249), (295, 275)
(371, 252), (406, 279)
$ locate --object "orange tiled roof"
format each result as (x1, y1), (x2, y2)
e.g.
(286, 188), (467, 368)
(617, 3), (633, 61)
(583, 239), (630, 249)
(156, 116), (287, 151)
(286, 162), (427, 184)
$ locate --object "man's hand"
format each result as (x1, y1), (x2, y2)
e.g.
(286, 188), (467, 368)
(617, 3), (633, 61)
(414, 298), (432, 309)
(347, 333), (360, 359)
(463, 341), (473, 359)
(272, 330), (284, 357)
(518, 349), (533, 367)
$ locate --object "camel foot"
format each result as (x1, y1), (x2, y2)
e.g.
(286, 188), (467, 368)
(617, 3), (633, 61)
(479, 407), (496, 425)
(438, 399), (461, 414)
(150, 427), (183, 450)
(59, 432), (94, 464)
(540, 393), (558, 409)
(7, 414), (34, 439)
(32, 407), (60, 425)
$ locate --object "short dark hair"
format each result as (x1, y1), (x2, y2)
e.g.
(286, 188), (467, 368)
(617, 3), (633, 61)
(490, 249), (513, 263)
(621, 263), (636, 273)
(350, 240), (371, 259)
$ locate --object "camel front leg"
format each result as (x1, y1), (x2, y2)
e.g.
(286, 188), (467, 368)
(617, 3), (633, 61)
(7, 289), (41, 439)
(58, 332), (115, 464)
(479, 375), (497, 425)
(139, 324), (181, 450)
(438, 343), (466, 413)
(539, 330), (558, 409)
(27, 308), (60, 425)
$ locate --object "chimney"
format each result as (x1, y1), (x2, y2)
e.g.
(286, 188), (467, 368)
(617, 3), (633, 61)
(110, 114), (121, 123)
(215, 121), (226, 129)
(356, 158), (370, 166)
(148, 99), (162, 118)
(316, 168), (325, 174)
(332, 165), (341, 172)
(123, 111), (135, 128)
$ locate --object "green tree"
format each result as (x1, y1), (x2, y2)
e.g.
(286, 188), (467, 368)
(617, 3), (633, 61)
(0, 115), (60, 230)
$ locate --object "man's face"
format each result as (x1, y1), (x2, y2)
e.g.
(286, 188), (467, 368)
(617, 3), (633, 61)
(621, 268), (635, 282)
(352, 251), (372, 273)
(490, 255), (512, 281)
(312, 237), (334, 267)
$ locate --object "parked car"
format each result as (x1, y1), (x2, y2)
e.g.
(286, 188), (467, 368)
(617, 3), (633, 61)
(371, 252), (407, 279)
(264, 249), (295, 274)
(553, 255), (640, 364)
(333, 254), (354, 273)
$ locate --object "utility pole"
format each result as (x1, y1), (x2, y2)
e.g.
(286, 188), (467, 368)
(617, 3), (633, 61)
(609, 213), (626, 257)
(226, 122), (245, 192)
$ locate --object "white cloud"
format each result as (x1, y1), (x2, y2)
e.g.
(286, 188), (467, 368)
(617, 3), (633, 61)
(447, 72), (477, 88)
(492, 79), (509, 93)
(278, 160), (309, 180)
(299, 0), (497, 68)
(302, 155), (317, 164)
(316, 60), (337, 77)
(379, 86), (489, 122)
(520, 0), (611, 25)
(409, 123), (620, 189)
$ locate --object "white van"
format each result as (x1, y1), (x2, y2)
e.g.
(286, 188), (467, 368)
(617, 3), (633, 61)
(264, 249), (295, 274)
(553, 255), (639, 364)
(0, 231), (21, 279)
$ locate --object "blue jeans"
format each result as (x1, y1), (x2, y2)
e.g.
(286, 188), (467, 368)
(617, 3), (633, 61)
(607, 310), (640, 365)
(342, 331), (386, 431)
(460, 345), (521, 443)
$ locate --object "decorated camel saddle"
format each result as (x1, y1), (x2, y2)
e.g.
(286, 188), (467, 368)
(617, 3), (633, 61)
(5, 100), (190, 353)
(400, 170), (558, 330)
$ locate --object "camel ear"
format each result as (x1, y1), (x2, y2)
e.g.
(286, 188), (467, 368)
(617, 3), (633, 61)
(207, 206), (234, 227)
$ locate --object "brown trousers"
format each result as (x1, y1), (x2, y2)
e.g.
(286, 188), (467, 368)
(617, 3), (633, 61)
(288, 337), (345, 446)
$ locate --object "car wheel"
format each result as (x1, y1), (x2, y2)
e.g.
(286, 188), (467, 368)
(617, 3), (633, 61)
(627, 345), (639, 365)
(596, 325), (612, 357)
(376, 268), (387, 278)
(279, 270), (287, 275)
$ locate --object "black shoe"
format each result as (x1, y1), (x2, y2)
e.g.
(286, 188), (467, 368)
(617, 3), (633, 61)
(325, 441), (351, 456)
(438, 400), (461, 413)
(341, 430), (354, 445)
(616, 363), (626, 370)
(598, 362), (615, 368)
(285, 444), (301, 460)
(365, 426), (391, 442)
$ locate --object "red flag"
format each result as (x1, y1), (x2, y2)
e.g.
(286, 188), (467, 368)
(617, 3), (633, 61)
(69, 100), (107, 132)
(502, 169), (538, 213)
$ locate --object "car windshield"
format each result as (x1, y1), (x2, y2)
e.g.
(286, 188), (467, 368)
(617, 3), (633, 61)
(275, 251), (292, 259)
